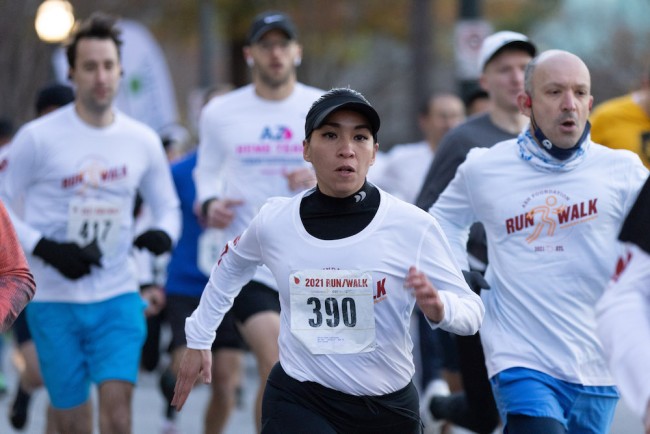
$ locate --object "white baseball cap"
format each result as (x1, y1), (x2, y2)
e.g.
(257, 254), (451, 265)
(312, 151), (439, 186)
(478, 31), (536, 71)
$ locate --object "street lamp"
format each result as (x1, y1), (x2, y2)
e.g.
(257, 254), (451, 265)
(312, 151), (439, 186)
(35, 0), (75, 43)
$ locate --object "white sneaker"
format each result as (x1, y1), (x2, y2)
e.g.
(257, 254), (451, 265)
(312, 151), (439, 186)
(161, 419), (182, 434)
(420, 379), (450, 434)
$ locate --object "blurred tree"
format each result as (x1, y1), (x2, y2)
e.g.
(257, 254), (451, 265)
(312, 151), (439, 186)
(0, 1), (55, 124)
(531, 0), (650, 103)
(12, 0), (631, 147)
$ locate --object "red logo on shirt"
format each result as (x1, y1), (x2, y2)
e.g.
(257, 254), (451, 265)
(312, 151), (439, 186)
(62, 164), (128, 189)
(505, 194), (598, 243)
(611, 249), (633, 282)
(216, 235), (241, 266)
(373, 278), (387, 303)
(216, 243), (228, 266)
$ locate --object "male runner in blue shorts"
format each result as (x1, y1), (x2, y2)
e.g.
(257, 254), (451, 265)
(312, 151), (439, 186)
(1, 13), (180, 433)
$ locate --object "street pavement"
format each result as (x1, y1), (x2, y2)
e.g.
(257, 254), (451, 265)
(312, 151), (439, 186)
(0, 344), (643, 433)
(0, 347), (259, 434)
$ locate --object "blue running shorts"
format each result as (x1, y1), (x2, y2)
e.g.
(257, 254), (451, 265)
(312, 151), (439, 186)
(490, 367), (619, 434)
(26, 292), (147, 409)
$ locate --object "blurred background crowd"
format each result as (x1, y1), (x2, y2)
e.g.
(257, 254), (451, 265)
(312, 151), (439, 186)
(2, 0), (649, 151)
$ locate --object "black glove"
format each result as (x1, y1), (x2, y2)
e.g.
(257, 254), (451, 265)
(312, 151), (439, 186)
(462, 270), (490, 295)
(134, 230), (172, 255)
(201, 197), (217, 219)
(33, 238), (102, 280)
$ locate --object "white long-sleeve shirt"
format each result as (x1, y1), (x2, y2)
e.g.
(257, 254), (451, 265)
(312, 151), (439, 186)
(430, 132), (648, 386)
(597, 244), (650, 419)
(194, 83), (323, 289)
(186, 189), (484, 395)
(1, 104), (181, 303)
(372, 141), (434, 204)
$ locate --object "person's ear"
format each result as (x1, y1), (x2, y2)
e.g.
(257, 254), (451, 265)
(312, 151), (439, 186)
(370, 143), (379, 166)
(478, 74), (489, 94)
(295, 45), (303, 68)
(517, 92), (532, 116)
(303, 139), (311, 162)
(242, 46), (253, 68)
(588, 95), (594, 111)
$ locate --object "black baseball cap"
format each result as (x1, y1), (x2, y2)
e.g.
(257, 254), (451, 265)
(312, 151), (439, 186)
(305, 88), (380, 141)
(247, 11), (297, 44)
(0, 118), (14, 139)
(35, 83), (74, 115)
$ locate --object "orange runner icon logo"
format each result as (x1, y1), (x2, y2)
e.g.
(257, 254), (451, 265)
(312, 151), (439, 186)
(525, 195), (565, 243)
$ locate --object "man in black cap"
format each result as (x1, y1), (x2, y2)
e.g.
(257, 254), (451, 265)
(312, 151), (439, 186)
(190, 10), (324, 432)
(173, 87), (484, 434)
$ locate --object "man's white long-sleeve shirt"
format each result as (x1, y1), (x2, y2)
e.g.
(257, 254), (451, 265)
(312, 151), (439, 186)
(194, 83), (323, 289)
(1, 105), (181, 303)
(430, 133), (648, 386)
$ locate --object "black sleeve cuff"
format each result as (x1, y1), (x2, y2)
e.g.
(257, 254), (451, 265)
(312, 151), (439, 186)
(619, 175), (650, 255)
(201, 197), (218, 218)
